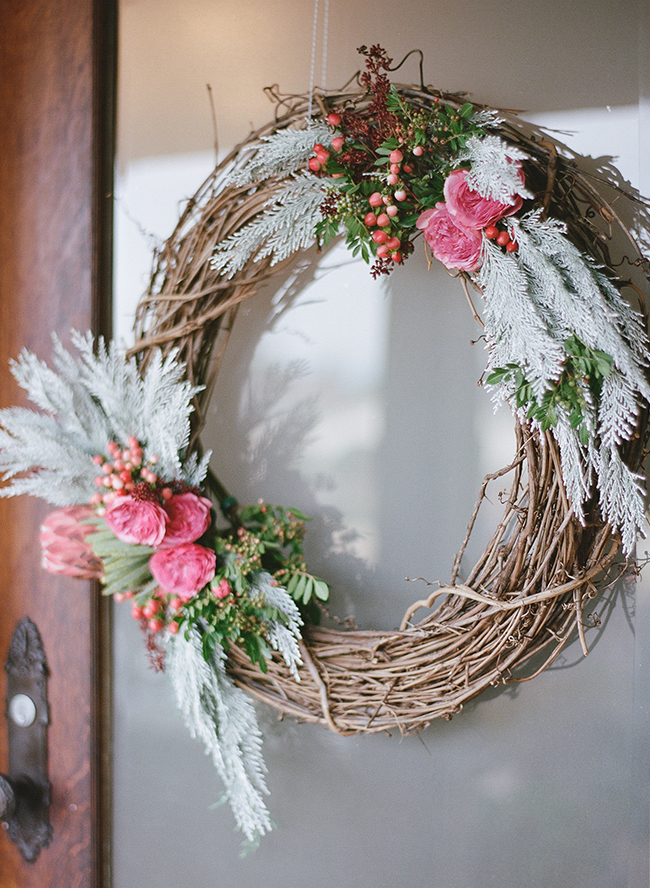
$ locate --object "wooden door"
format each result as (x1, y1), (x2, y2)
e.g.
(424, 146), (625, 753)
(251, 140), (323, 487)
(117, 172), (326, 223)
(0, 0), (115, 884)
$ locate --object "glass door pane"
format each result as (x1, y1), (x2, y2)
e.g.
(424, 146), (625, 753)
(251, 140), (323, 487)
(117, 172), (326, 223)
(113, 3), (650, 885)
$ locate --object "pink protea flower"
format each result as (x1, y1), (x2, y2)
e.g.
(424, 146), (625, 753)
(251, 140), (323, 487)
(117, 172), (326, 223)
(443, 167), (524, 231)
(149, 543), (216, 602)
(104, 495), (168, 547)
(39, 505), (103, 580)
(160, 492), (213, 548)
(416, 203), (483, 272)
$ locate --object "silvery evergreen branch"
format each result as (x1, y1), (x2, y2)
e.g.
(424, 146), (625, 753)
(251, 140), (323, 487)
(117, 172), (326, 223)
(210, 124), (333, 278)
(254, 573), (304, 680)
(460, 134), (533, 203)
(227, 123), (331, 187)
(0, 332), (210, 503)
(168, 575), (303, 846)
(479, 210), (650, 553)
(210, 174), (325, 278)
(168, 629), (272, 847)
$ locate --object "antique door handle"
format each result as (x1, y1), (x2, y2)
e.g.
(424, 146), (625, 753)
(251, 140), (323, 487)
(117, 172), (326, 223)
(1, 618), (52, 862)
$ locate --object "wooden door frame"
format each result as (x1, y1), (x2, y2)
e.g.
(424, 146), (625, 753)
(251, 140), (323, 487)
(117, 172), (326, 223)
(0, 0), (116, 884)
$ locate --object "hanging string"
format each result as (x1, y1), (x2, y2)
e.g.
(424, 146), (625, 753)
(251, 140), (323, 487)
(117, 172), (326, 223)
(307, 0), (330, 124)
(321, 0), (329, 92)
(307, 0), (320, 123)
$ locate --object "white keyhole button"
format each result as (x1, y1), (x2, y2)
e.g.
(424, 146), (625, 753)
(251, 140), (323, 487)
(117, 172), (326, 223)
(8, 694), (36, 728)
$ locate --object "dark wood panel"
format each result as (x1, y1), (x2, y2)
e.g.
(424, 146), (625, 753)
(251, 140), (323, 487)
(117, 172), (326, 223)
(0, 0), (115, 884)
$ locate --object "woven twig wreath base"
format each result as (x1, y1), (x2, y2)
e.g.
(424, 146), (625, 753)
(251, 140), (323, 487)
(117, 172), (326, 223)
(130, 84), (648, 735)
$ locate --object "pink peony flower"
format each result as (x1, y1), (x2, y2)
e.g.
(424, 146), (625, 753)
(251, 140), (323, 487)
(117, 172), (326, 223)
(149, 543), (216, 602)
(104, 495), (168, 547)
(416, 204), (483, 272)
(443, 167), (523, 231)
(39, 505), (103, 580)
(160, 492), (213, 548)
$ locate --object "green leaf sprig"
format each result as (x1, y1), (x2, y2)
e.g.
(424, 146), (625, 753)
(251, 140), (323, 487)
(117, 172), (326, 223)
(487, 335), (613, 444)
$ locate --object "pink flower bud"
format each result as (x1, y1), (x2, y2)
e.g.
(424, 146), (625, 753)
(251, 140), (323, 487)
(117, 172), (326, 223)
(215, 579), (231, 600)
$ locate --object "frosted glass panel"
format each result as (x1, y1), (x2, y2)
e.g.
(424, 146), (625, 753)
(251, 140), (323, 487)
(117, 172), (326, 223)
(112, 2), (650, 885)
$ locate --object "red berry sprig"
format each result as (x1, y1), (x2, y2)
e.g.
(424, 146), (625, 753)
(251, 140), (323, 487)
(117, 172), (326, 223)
(485, 224), (518, 253)
(120, 587), (183, 636)
(89, 435), (171, 514)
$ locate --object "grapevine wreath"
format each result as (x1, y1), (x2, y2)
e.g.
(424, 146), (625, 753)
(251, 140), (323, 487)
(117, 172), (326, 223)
(1, 47), (650, 844)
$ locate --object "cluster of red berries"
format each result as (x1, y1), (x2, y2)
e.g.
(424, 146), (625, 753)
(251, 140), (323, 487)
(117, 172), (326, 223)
(361, 142), (422, 264)
(309, 113), (345, 174)
(113, 589), (180, 635)
(485, 224), (518, 254)
(308, 111), (436, 273)
(307, 112), (345, 172)
(311, 114), (423, 266)
(365, 187), (404, 263)
(89, 436), (169, 514)
(308, 143), (331, 173)
(122, 575), (232, 637)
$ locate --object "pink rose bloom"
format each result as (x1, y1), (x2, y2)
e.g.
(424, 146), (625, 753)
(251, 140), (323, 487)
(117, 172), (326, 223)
(149, 542), (216, 602)
(39, 505), (103, 580)
(416, 203), (483, 271)
(444, 168), (523, 230)
(104, 495), (168, 547)
(160, 492), (213, 548)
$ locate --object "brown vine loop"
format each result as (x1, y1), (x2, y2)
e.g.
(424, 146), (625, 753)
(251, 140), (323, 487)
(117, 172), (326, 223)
(129, 86), (648, 736)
